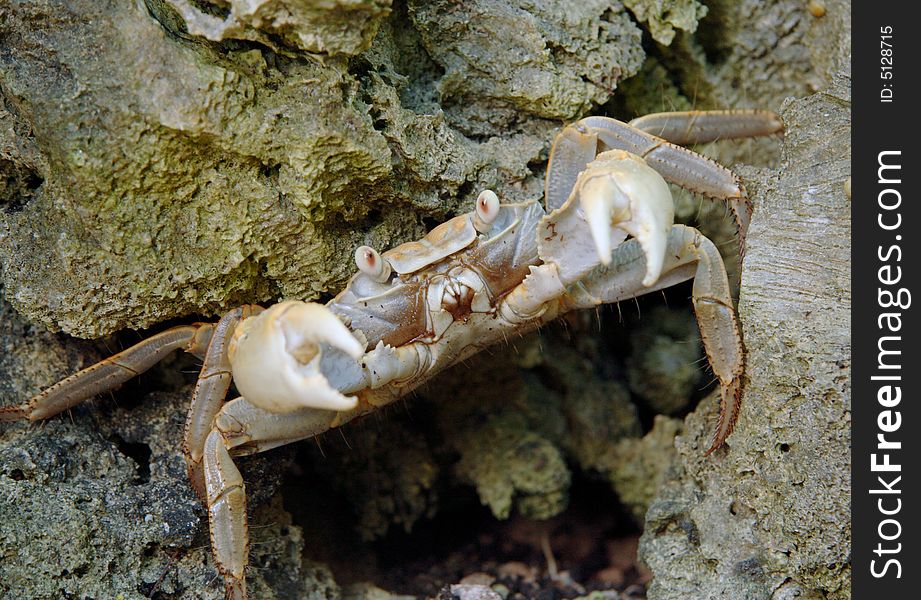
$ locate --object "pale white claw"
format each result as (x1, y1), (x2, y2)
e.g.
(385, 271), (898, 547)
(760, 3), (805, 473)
(579, 174), (629, 266)
(473, 189), (500, 233)
(355, 245), (391, 282)
(229, 301), (366, 413)
(579, 151), (674, 286)
(612, 157), (672, 286)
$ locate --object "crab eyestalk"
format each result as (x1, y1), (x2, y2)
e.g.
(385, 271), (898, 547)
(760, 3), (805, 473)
(473, 189), (501, 233)
(355, 245), (392, 282)
(578, 150), (674, 286)
(228, 301), (365, 413)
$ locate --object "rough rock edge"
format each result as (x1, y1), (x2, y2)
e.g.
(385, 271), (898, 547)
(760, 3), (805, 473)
(639, 59), (851, 600)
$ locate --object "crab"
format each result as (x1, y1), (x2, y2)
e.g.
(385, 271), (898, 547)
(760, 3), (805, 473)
(1, 109), (782, 599)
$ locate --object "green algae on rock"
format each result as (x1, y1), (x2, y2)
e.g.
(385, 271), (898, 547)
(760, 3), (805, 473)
(311, 417), (440, 540)
(435, 337), (641, 523)
(606, 415), (683, 523)
(1, 0), (393, 336)
(0, 0), (645, 338)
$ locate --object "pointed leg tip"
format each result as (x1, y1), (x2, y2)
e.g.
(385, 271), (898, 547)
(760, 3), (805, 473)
(703, 437), (725, 457)
(224, 578), (247, 600)
(704, 377), (744, 457)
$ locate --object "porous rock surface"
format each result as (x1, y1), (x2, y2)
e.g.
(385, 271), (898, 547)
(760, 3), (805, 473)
(0, 0), (643, 337)
(0, 283), (337, 598)
(0, 0), (850, 598)
(639, 33), (851, 600)
(0, 0), (647, 595)
(158, 0), (394, 55)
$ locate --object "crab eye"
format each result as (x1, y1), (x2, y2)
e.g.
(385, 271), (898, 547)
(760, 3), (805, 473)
(354, 245), (391, 282)
(474, 189), (500, 232)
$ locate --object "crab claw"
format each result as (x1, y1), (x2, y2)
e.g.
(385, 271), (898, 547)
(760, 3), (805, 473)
(228, 301), (365, 413)
(579, 150), (674, 286)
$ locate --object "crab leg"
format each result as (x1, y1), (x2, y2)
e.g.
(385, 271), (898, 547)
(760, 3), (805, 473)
(545, 122), (603, 211)
(628, 109), (783, 146)
(572, 224), (744, 453)
(546, 113), (781, 252)
(184, 306), (262, 500)
(204, 427), (249, 600)
(200, 394), (389, 599)
(214, 398), (357, 454)
(0, 324), (214, 422)
(581, 114), (775, 204)
(547, 116), (749, 208)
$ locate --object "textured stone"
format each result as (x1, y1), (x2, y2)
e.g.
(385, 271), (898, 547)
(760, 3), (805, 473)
(409, 0), (644, 123)
(0, 297), (334, 598)
(626, 306), (702, 416)
(0, 0), (648, 338)
(624, 0), (708, 45)
(159, 0), (393, 55)
(0, 0), (849, 596)
(606, 416), (684, 523)
(639, 62), (851, 600)
(1, 0), (393, 336)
